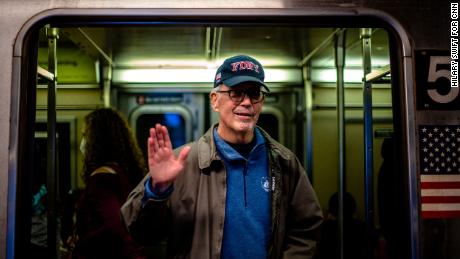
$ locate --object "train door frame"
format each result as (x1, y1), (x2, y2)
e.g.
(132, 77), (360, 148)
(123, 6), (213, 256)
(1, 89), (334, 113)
(260, 105), (286, 145)
(8, 8), (417, 259)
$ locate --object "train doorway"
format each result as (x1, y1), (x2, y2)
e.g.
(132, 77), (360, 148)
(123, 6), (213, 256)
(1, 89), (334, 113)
(11, 9), (416, 259)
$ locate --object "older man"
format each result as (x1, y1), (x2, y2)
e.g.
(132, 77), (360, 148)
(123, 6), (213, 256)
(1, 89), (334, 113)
(121, 54), (323, 259)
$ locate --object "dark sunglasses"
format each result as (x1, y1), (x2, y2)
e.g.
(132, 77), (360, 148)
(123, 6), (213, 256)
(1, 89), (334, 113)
(216, 89), (268, 103)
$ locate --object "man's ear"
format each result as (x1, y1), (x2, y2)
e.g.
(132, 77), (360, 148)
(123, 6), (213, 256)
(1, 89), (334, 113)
(210, 92), (219, 111)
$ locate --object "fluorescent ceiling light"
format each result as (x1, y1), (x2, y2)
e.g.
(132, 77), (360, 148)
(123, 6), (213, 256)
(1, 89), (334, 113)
(311, 68), (365, 83)
(112, 68), (302, 84)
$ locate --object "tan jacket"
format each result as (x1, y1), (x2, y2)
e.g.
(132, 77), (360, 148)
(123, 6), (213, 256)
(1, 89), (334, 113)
(121, 125), (323, 259)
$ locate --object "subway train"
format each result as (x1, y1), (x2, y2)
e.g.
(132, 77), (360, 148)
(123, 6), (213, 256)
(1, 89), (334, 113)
(0, 0), (459, 258)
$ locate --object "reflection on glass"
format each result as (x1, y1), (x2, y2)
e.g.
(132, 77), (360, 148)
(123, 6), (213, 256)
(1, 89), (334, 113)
(137, 113), (186, 160)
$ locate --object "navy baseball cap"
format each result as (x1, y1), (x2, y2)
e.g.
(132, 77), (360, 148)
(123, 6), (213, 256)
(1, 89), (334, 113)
(214, 55), (270, 92)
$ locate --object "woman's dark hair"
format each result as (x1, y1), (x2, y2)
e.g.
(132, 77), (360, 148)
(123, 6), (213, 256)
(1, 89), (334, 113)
(82, 108), (146, 186)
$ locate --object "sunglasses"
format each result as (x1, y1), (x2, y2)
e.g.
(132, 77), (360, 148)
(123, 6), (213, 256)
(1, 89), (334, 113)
(216, 89), (268, 103)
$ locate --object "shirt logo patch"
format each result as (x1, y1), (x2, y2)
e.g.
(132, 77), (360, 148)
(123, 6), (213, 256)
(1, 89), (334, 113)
(261, 177), (271, 192)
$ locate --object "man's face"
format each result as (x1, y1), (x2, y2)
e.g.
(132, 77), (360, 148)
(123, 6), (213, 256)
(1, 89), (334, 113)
(211, 83), (265, 142)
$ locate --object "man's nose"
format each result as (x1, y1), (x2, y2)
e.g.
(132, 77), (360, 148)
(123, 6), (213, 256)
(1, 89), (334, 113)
(239, 93), (253, 105)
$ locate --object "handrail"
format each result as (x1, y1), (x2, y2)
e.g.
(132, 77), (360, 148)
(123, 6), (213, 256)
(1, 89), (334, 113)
(365, 64), (391, 82)
(37, 66), (54, 81)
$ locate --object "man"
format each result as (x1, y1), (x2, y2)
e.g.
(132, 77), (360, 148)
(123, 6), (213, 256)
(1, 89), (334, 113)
(121, 55), (323, 259)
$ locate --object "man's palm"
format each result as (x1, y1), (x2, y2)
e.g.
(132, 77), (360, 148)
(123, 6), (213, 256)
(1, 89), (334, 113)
(148, 124), (190, 191)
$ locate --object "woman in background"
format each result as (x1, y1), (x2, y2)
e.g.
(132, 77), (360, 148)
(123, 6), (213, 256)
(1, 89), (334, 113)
(73, 108), (146, 259)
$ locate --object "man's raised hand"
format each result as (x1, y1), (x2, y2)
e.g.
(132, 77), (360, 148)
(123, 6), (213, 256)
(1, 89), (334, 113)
(148, 123), (190, 192)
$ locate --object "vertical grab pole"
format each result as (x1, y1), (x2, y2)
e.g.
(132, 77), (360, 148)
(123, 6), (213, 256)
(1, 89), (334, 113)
(46, 26), (59, 258)
(302, 65), (314, 181)
(102, 64), (112, 107)
(335, 29), (346, 259)
(361, 28), (375, 259)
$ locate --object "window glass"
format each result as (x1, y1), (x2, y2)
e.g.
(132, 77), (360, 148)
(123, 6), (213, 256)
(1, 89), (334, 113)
(136, 113), (186, 159)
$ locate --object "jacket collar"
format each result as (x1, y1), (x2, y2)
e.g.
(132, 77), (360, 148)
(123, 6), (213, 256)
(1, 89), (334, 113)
(213, 126), (265, 161)
(197, 123), (293, 169)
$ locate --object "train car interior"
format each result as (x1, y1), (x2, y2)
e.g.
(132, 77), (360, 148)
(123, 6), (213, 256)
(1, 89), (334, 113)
(21, 15), (409, 258)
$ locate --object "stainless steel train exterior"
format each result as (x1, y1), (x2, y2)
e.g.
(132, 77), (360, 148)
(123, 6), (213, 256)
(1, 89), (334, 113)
(0, 0), (458, 258)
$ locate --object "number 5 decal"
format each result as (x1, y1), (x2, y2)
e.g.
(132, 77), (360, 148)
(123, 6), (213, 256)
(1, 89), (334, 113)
(427, 56), (459, 103)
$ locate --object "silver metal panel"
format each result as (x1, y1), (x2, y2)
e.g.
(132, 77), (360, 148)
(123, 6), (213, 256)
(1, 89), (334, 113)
(5, 56), (21, 259)
(402, 55), (420, 259)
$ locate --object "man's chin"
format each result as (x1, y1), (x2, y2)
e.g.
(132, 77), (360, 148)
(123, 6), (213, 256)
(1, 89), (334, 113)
(235, 122), (255, 132)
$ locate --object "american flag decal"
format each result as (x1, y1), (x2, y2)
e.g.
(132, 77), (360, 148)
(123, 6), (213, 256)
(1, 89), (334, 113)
(419, 125), (460, 218)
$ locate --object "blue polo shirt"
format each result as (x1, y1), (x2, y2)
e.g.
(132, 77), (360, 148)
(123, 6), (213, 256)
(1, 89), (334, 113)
(214, 127), (271, 259)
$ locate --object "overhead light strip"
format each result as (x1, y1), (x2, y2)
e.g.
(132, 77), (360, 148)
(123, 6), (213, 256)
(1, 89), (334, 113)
(112, 68), (302, 84)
